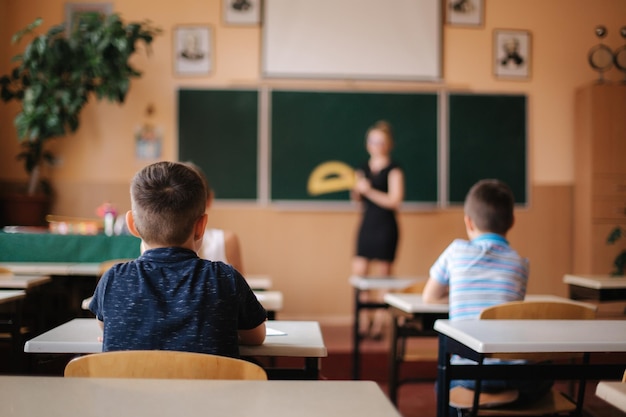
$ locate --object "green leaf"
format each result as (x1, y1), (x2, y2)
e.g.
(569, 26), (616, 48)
(607, 227), (623, 244)
(612, 250), (626, 276)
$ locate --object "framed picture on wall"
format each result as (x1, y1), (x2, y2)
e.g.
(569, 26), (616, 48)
(493, 29), (532, 80)
(64, 2), (113, 36)
(223, 0), (261, 26)
(446, 0), (483, 27)
(173, 25), (212, 76)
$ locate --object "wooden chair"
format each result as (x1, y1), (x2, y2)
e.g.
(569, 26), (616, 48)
(450, 300), (597, 416)
(64, 350), (268, 380)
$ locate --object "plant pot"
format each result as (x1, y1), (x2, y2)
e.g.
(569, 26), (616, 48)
(0, 193), (51, 227)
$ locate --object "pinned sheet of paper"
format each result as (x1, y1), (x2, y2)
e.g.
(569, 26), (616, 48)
(266, 327), (287, 336)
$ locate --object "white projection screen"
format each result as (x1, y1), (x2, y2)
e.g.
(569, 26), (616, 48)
(262, 0), (442, 81)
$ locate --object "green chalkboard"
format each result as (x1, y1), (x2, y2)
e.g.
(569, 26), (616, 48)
(270, 90), (439, 203)
(178, 89), (258, 200)
(448, 93), (527, 205)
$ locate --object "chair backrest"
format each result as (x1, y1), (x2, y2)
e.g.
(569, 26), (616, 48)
(64, 350), (268, 380)
(480, 300), (597, 320)
(479, 300), (597, 361)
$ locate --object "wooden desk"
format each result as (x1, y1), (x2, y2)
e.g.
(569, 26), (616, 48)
(348, 275), (421, 380)
(0, 273), (52, 289)
(0, 273), (53, 335)
(383, 293), (448, 404)
(596, 381), (626, 413)
(433, 319), (626, 417)
(0, 376), (401, 417)
(0, 262), (101, 276)
(382, 293), (594, 405)
(0, 290), (26, 371)
(1, 262), (272, 289)
(564, 274), (626, 302)
(25, 318), (327, 379)
(81, 290), (284, 320)
(0, 290), (26, 304)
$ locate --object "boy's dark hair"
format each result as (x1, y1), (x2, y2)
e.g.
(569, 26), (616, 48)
(182, 161), (213, 195)
(464, 179), (515, 235)
(130, 161), (207, 246)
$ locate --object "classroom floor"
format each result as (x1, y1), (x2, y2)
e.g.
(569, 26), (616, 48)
(318, 323), (626, 417)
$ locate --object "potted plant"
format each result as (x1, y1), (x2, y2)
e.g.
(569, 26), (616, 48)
(0, 14), (160, 226)
(607, 226), (626, 276)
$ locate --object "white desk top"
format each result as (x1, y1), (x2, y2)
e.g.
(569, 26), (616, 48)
(384, 293), (449, 313)
(564, 274), (626, 289)
(349, 275), (423, 291)
(596, 381), (626, 413)
(24, 318), (327, 358)
(384, 293), (594, 314)
(434, 319), (626, 353)
(254, 290), (283, 311)
(0, 263), (274, 288)
(246, 274), (272, 290)
(81, 290), (283, 312)
(0, 290), (26, 304)
(0, 273), (51, 289)
(0, 262), (101, 276)
(0, 377), (400, 417)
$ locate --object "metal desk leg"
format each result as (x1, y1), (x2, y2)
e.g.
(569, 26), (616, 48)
(352, 287), (362, 380)
(436, 334), (451, 417)
(352, 287), (389, 380)
(388, 311), (400, 404)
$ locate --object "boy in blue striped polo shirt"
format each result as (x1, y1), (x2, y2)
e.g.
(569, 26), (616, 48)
(423, 179), (552, 409)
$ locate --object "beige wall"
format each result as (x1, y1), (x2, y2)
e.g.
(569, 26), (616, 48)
(2, 0), (626, 322)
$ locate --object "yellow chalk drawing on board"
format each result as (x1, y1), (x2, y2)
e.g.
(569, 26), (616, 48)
(307, 161), (356, 196)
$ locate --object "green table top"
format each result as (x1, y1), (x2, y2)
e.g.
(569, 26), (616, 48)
(0, 231), (141, 263)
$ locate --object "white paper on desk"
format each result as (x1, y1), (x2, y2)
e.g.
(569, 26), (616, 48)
(266, 327), (287, 336)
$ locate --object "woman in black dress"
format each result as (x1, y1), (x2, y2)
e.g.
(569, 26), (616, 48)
(351, 120), (405, 339)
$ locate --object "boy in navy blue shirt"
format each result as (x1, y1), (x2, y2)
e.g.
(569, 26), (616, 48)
(90, 161), (266, 358)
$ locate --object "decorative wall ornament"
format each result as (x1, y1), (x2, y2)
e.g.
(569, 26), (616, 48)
(587, 25), (614, 83)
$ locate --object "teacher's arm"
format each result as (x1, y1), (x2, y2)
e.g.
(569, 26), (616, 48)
(356, 167), (404, 210)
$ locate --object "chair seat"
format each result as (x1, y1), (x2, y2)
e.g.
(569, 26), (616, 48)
(450, 386), (519, 409)
(451, 386), (577, 416)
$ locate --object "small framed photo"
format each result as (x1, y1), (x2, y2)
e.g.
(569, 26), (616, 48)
(493, 29), (532, 80)
(446, 0), (484, 27)
(173, 25), (212, 76)
(223, 0), (261, 26)
(64, 2), (113, 36)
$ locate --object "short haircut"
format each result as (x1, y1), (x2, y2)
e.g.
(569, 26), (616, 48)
(464, 179), (515, 235)
(130, 161), (207, 246)
(182, 161), (213, 195)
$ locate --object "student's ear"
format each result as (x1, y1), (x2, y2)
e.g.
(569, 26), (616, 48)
(194, 213), (208, 241)
(463, 214), (475, 232)
(125, 210), (141, 238)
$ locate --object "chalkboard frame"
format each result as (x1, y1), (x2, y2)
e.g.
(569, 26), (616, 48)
(176, 88), (529, 209)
